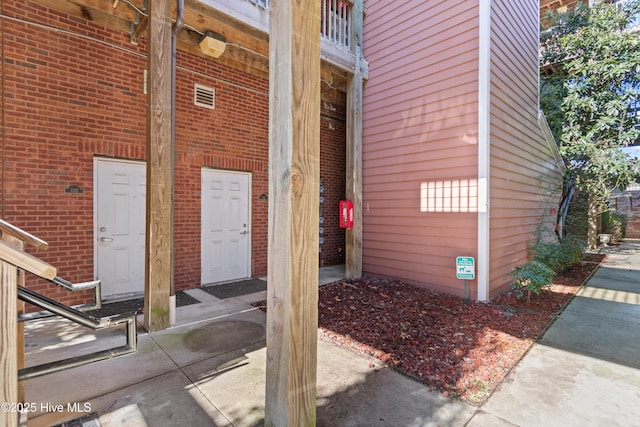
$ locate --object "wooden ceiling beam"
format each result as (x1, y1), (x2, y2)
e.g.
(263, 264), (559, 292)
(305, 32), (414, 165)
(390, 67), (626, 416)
(32, 0), (133, 33)
(177, 29), (269, 79)
(185, 0), (269, 57)
(27, 0), (361, 90)
(36, 0), (140, 23)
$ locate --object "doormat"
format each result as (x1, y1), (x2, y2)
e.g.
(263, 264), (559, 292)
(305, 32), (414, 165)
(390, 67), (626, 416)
(202, 278), (267, 299)
(88, 291), (200, 318)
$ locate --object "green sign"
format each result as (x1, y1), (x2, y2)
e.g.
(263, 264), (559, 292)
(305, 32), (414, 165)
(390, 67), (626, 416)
(456, 256), (475, 280)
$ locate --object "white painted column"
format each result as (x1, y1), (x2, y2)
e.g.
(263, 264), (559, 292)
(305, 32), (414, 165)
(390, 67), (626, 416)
(477, 0), (491, 302)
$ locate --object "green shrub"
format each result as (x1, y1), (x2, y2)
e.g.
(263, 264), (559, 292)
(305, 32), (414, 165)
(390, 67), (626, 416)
(602, 211), (627, 243)
(530, 235), (584, 273)
(508, 261), (555, 304)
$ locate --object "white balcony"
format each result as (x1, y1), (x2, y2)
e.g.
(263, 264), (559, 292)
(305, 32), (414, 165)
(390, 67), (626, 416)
(209, 0), (364, 75)
(246, 0), (354, 53)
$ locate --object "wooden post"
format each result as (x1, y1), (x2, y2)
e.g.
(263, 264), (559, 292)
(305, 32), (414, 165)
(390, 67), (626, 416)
(145, 0), (173, 331)
(265, 0), (320, 425)
(1, 236), (26, 403)
(0, 220), (48, 403)
(0, 221), (48, 405)
(345, 0), (364, 279)
(0, 260), (18, 427)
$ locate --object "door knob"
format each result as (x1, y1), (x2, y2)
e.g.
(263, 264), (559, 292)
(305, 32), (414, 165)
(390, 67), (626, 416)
(100, 237), (113, 242)
(239, 231), (249, 235)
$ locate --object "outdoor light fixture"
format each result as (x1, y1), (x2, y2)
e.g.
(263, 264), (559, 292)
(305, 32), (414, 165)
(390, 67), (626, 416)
(199, 31), (227, 58)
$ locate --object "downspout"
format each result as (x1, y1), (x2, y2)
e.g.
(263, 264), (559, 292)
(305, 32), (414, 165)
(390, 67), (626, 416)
(170, 0), (184, 325)
(477, 0), (491, 302)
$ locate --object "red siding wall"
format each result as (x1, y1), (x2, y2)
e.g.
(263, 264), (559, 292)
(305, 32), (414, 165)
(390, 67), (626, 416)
(0, 0), (346, 304)
(362, 0), (480, 297)
(488, 0), (563, 296)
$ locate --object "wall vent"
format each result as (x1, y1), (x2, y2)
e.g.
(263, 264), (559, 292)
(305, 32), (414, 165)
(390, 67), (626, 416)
(194, 83), (215, 110)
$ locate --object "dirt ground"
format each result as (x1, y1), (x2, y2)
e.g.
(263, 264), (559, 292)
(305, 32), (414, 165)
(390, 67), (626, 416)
(314, 253), (605, 405)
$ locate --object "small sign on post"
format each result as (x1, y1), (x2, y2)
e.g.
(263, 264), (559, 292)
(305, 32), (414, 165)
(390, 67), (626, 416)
(456, 256), (475, 304)
(456, 256), (475, 280)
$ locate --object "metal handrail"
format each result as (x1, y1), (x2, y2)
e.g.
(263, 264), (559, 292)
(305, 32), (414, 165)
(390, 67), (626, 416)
(17, 286), (137, 381)
(18, 276), (102, 322)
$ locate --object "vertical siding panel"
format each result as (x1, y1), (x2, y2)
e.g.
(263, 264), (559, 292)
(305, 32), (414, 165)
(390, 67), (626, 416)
(488, 0), (563, 296)
(363, 0), (480, 297)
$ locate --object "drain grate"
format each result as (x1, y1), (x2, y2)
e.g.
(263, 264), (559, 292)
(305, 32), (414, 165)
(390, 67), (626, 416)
(55, 413), (101, 427)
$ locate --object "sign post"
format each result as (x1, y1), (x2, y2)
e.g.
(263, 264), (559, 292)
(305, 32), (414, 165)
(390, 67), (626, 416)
(456, 256), (475, 303)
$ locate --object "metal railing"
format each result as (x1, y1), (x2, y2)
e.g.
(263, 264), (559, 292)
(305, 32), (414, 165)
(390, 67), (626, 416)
(0, 219), (138, 382)
(17, 285), (137, 381)
(18, 276), (102, 321)
(246, 0), (353, 51)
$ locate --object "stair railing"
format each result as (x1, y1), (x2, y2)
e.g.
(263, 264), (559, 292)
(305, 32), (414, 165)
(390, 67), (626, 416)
(0, 220), (137, 408)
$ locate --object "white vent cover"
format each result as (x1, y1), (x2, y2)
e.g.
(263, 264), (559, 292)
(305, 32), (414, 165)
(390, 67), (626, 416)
(194, 83), (215, 110)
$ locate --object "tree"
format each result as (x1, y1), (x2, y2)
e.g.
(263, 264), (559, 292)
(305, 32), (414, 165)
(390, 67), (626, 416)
(541, 0), (640, 248)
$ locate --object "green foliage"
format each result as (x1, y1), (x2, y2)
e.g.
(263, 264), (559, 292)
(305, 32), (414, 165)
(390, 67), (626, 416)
(565, 192), (589, 240)
(541, 1), (640, 228)
(508, 261), (555, 305)
(602, 211), (627, 242)
(530, 235), (584, 273)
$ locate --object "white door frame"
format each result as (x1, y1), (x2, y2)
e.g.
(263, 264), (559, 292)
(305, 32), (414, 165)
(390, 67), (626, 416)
(201, 168), (252, 285)
(93, 157), (146, 298)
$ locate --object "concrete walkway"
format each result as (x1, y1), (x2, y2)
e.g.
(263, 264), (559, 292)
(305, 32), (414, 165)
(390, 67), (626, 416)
(470, 239), (640, 427)
(21, 242), (640, 426)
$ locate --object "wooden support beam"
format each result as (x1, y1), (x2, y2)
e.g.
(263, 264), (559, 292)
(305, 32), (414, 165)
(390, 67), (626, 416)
(265, 0), (320, 425)
(345, 0), (364, 279)
(0, 240), (56, 280)
(0, 260), (18, 427)
(0, 221), (47, 403)
(130, 15), (149, 45)
(144, 0), (173, 332)
(0, 235), (26, 404)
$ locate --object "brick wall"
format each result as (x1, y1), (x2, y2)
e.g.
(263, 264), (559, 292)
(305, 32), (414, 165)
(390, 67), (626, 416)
(1, 1), (346, 305)
(611, 190), (640, 239)
(1, 1), (148, 303)
(320, 101), (347, 266)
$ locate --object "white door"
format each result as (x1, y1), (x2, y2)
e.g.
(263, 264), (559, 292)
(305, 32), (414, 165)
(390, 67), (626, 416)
(95, 159), (146, 298)
(201, 169), (251, 285)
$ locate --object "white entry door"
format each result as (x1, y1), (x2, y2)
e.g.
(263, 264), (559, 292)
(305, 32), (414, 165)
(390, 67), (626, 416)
(201, 169), (251, 285)
(95, 158), (146, 298)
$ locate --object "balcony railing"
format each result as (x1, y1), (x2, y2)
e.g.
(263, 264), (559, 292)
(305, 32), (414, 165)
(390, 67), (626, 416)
(247, 0), (353, 52)
(248, 0), (269, 8)
(322, 0), (352, 50)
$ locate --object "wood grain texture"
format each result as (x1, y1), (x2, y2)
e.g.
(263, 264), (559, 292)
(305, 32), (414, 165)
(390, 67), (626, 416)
(0, 220), (48, 250)
(1, 234), (26, 403)
(345, 0), (364, 280)
(0, 261), (18, 427)
(265, 0), (320, 425)
(144, 0), (173, 332)
(0, 240), (56, 280)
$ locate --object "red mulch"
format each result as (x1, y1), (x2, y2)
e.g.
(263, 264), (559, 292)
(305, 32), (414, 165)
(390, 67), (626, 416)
(314, 253), (605, 405)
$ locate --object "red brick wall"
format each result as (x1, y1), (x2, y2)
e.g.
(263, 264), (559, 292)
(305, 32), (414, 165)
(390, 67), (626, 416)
(1, 1), (346, 305)
(1, 1), (148, 303)
(172, 50), (270, 290)
(320, 101), (347, 266)
(611, 190), (640, 239)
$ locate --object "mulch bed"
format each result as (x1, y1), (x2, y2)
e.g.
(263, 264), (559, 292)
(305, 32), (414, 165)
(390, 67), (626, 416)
(254, 252), (605, 405)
